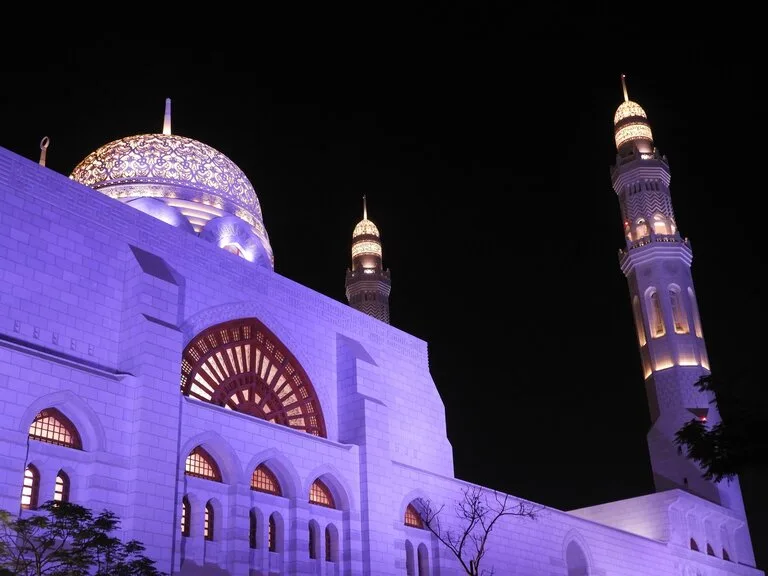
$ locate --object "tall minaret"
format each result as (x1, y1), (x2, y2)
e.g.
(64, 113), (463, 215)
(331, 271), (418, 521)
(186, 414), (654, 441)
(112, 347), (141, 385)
(612, 76), (747, 514)
(345, 196), (391, 323)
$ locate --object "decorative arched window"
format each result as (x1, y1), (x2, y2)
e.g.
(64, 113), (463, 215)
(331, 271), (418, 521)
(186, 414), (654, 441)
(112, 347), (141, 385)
(251, 464), (281, 495)
(21, 465), (39, 510)
(181, 319), (327, 437)
(185, 447), (222, 482)
(268, 514), (277, 552)
(309, 479), (335, 508)
(669, 287), (689, 334)
(181, 496), (190, 537)
(632, 295), (647, 346)
(249, 510), (258, 549)
(405, 504), (424, 528)
(706, 543), (715, 556)
(688, 288), (703, 337)
(309, 521), (319, 559)
(28, 409), (82, 449)
(648, 290), (665, 337)
(653, 213), (668, 235)
(204, 501), (214, 541)
(54, 471), (70, 503)
(690, 537), (699, 551)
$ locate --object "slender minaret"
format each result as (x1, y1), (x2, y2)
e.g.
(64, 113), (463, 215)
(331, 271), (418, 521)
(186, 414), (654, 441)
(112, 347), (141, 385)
(612, 76), (747, 514)
(345, 196), (391, 323)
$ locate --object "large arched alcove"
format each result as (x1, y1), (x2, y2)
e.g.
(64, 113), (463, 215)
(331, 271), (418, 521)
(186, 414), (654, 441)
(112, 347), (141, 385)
(181, 318), (327, 436)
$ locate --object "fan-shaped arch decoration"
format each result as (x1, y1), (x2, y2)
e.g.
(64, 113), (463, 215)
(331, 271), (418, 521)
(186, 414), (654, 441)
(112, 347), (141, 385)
(181, 318), (326, 437)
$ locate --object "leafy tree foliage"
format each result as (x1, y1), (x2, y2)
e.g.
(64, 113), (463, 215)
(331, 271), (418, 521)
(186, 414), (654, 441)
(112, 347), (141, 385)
(675, 374), (767, 483)
(0, 501), (165, 576)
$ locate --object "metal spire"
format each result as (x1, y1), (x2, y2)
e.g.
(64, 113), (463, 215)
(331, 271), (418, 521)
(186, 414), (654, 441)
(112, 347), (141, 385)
(39, 137), (50, 167)
(363, 195), (367, 220)
(621, 74), (629, 102)
(163, 98), (172, 135)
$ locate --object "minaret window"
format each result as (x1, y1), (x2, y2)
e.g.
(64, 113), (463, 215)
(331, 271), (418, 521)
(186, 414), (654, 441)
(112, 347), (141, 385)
(635, 218), (648, 240)
(648, 290), (665, 337)
(669, 287), (689, 334)
(653, 214), (668, 235)
(632, 295), (646, 346)
(54, 471), (70, 503)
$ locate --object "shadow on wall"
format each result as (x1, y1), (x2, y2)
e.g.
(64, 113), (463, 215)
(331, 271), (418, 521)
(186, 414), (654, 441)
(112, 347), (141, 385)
(179, 562), (231, 576)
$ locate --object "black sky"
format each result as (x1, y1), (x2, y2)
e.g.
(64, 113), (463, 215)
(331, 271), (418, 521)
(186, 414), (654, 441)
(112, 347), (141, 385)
(2, 4), (765, 566)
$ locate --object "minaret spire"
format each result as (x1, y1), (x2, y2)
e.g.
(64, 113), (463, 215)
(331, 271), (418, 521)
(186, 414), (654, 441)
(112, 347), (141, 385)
(621, 74), (629, 102)
(345, 196), (392, 324)
(162, 98), (172, 135)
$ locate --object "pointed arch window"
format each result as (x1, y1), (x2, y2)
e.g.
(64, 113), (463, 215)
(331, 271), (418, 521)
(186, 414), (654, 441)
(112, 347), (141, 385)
(706, 543), (716, 556)
(406, 540), (415, 575)
(309, 521), (318, 559)
(669, 287), (689, 334)
(185, 446), (222, 482)
(21, 465), (39, 510)
(181, 319), (327, 437)
(54, 471), (70, 503)
(28, 409), (82, 449)
(204, 501), (214, 541)
(690, 537), (699, 551)
(268, 515), (277, 552)
(723, 548), (731, 561)
(251, 464), (281, 495)
(181, 496), (191, 537)
(649, 290), (665, 337)
(249, 510), (258, 549)
(309, 479), (335, 508)
(325, 526), (335, 562)
(405, 504), (424, 528)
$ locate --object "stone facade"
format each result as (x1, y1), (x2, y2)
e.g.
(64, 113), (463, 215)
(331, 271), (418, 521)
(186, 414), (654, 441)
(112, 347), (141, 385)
(0, 142), (762, 575)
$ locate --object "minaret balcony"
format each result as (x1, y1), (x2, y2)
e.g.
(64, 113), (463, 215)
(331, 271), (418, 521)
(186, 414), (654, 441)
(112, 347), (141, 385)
(620, 233), (689, 255)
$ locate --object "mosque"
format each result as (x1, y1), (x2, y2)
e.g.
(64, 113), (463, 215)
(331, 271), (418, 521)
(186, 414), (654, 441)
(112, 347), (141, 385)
(0, 79), (762, 575)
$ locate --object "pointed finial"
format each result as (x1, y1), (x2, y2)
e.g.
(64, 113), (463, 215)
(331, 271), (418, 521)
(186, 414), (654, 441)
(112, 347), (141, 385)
(39, 136), (50, 167)
(363, 195), (368, 220)
(621, 74), (629, 102)
(162, 98), (172, 135)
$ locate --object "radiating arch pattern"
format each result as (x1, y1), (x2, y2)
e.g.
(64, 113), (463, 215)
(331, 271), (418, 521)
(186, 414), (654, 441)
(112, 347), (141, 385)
(181, 319), (326, 436)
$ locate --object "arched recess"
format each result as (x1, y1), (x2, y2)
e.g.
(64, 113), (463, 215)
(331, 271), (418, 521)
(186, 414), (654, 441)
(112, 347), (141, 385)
(181, 303), (337, 439)
(181, 318), (327, 437)
(19, 390), (106, 452)
(304, 464), (355, 511)
(563, 531), (592, 576)
(180, 431), (243, 485)
(399, 489), (431, 525)
(245, 449), (302, 499)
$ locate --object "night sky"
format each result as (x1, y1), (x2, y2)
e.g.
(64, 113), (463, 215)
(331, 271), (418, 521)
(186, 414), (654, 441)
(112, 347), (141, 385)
(2, 5), (765, 566)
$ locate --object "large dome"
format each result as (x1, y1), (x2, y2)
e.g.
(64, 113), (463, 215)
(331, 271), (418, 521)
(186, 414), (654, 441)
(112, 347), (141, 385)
(70, 108), (274, 269)
(70, 133), (266, 237)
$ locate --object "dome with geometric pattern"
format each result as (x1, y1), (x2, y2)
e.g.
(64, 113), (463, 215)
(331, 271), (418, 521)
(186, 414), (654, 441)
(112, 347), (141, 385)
(70, 100), (273, 268)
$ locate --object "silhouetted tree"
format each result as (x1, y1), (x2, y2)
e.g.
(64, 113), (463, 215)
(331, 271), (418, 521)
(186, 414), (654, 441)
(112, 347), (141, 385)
(420, 486), (541, 575)
(675, 374), (767, 482)
(0, 501), (165, 576)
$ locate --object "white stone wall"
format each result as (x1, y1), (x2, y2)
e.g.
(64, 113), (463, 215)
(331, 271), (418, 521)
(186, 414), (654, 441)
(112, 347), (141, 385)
(0, 145), (763, 575)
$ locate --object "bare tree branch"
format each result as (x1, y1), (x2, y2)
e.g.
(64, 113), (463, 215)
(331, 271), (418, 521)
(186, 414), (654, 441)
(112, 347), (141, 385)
(420, 486), (541, 576)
